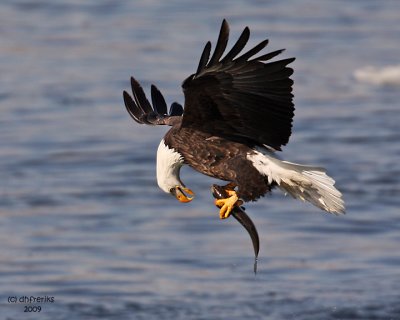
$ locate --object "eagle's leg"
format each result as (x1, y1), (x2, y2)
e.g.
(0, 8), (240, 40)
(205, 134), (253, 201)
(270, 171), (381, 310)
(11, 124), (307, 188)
(214, 188), (243, 219)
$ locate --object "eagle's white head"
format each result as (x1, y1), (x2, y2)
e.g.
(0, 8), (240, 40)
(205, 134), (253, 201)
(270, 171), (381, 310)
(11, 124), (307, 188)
(156, 139), (194, 202)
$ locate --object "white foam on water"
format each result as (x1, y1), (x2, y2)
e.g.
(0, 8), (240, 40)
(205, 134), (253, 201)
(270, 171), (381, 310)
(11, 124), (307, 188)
(354, 65), (400, 86)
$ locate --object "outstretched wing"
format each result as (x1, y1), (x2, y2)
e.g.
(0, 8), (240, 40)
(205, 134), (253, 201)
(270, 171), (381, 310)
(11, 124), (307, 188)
(181, 19), (295, 150)
(123, 77), (183, 126)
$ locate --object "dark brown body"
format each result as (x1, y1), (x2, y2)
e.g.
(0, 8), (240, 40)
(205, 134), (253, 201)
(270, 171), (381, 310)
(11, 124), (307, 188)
(164, 125), (273, 202)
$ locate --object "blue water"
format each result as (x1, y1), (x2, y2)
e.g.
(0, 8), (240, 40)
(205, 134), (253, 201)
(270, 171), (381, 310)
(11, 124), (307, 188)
(1, 1), (399, 319)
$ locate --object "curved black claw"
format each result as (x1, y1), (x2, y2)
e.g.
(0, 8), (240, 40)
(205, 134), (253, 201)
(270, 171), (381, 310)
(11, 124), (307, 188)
(211, 184), (260, 273)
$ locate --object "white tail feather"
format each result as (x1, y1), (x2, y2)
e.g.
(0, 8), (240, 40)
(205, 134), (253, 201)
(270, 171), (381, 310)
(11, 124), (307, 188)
(248, 151), (345, 214)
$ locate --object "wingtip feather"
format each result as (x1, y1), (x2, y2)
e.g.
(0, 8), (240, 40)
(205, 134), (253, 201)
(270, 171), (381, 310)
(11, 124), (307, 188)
(124, 77), (180, 126)
(208, 20), (230, 66)
(196, 41), (212, 75)
(123, 90), (142, 124)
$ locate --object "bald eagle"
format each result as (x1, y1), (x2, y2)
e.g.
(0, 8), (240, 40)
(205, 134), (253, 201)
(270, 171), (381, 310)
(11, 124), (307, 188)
(123, 20), (345, 219)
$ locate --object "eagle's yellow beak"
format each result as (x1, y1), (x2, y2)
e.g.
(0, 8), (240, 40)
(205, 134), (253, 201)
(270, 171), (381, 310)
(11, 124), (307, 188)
(172, 186), (194, 203)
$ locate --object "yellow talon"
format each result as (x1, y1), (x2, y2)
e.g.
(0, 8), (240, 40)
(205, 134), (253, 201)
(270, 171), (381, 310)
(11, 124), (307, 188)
(214, 190), (243, 219)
